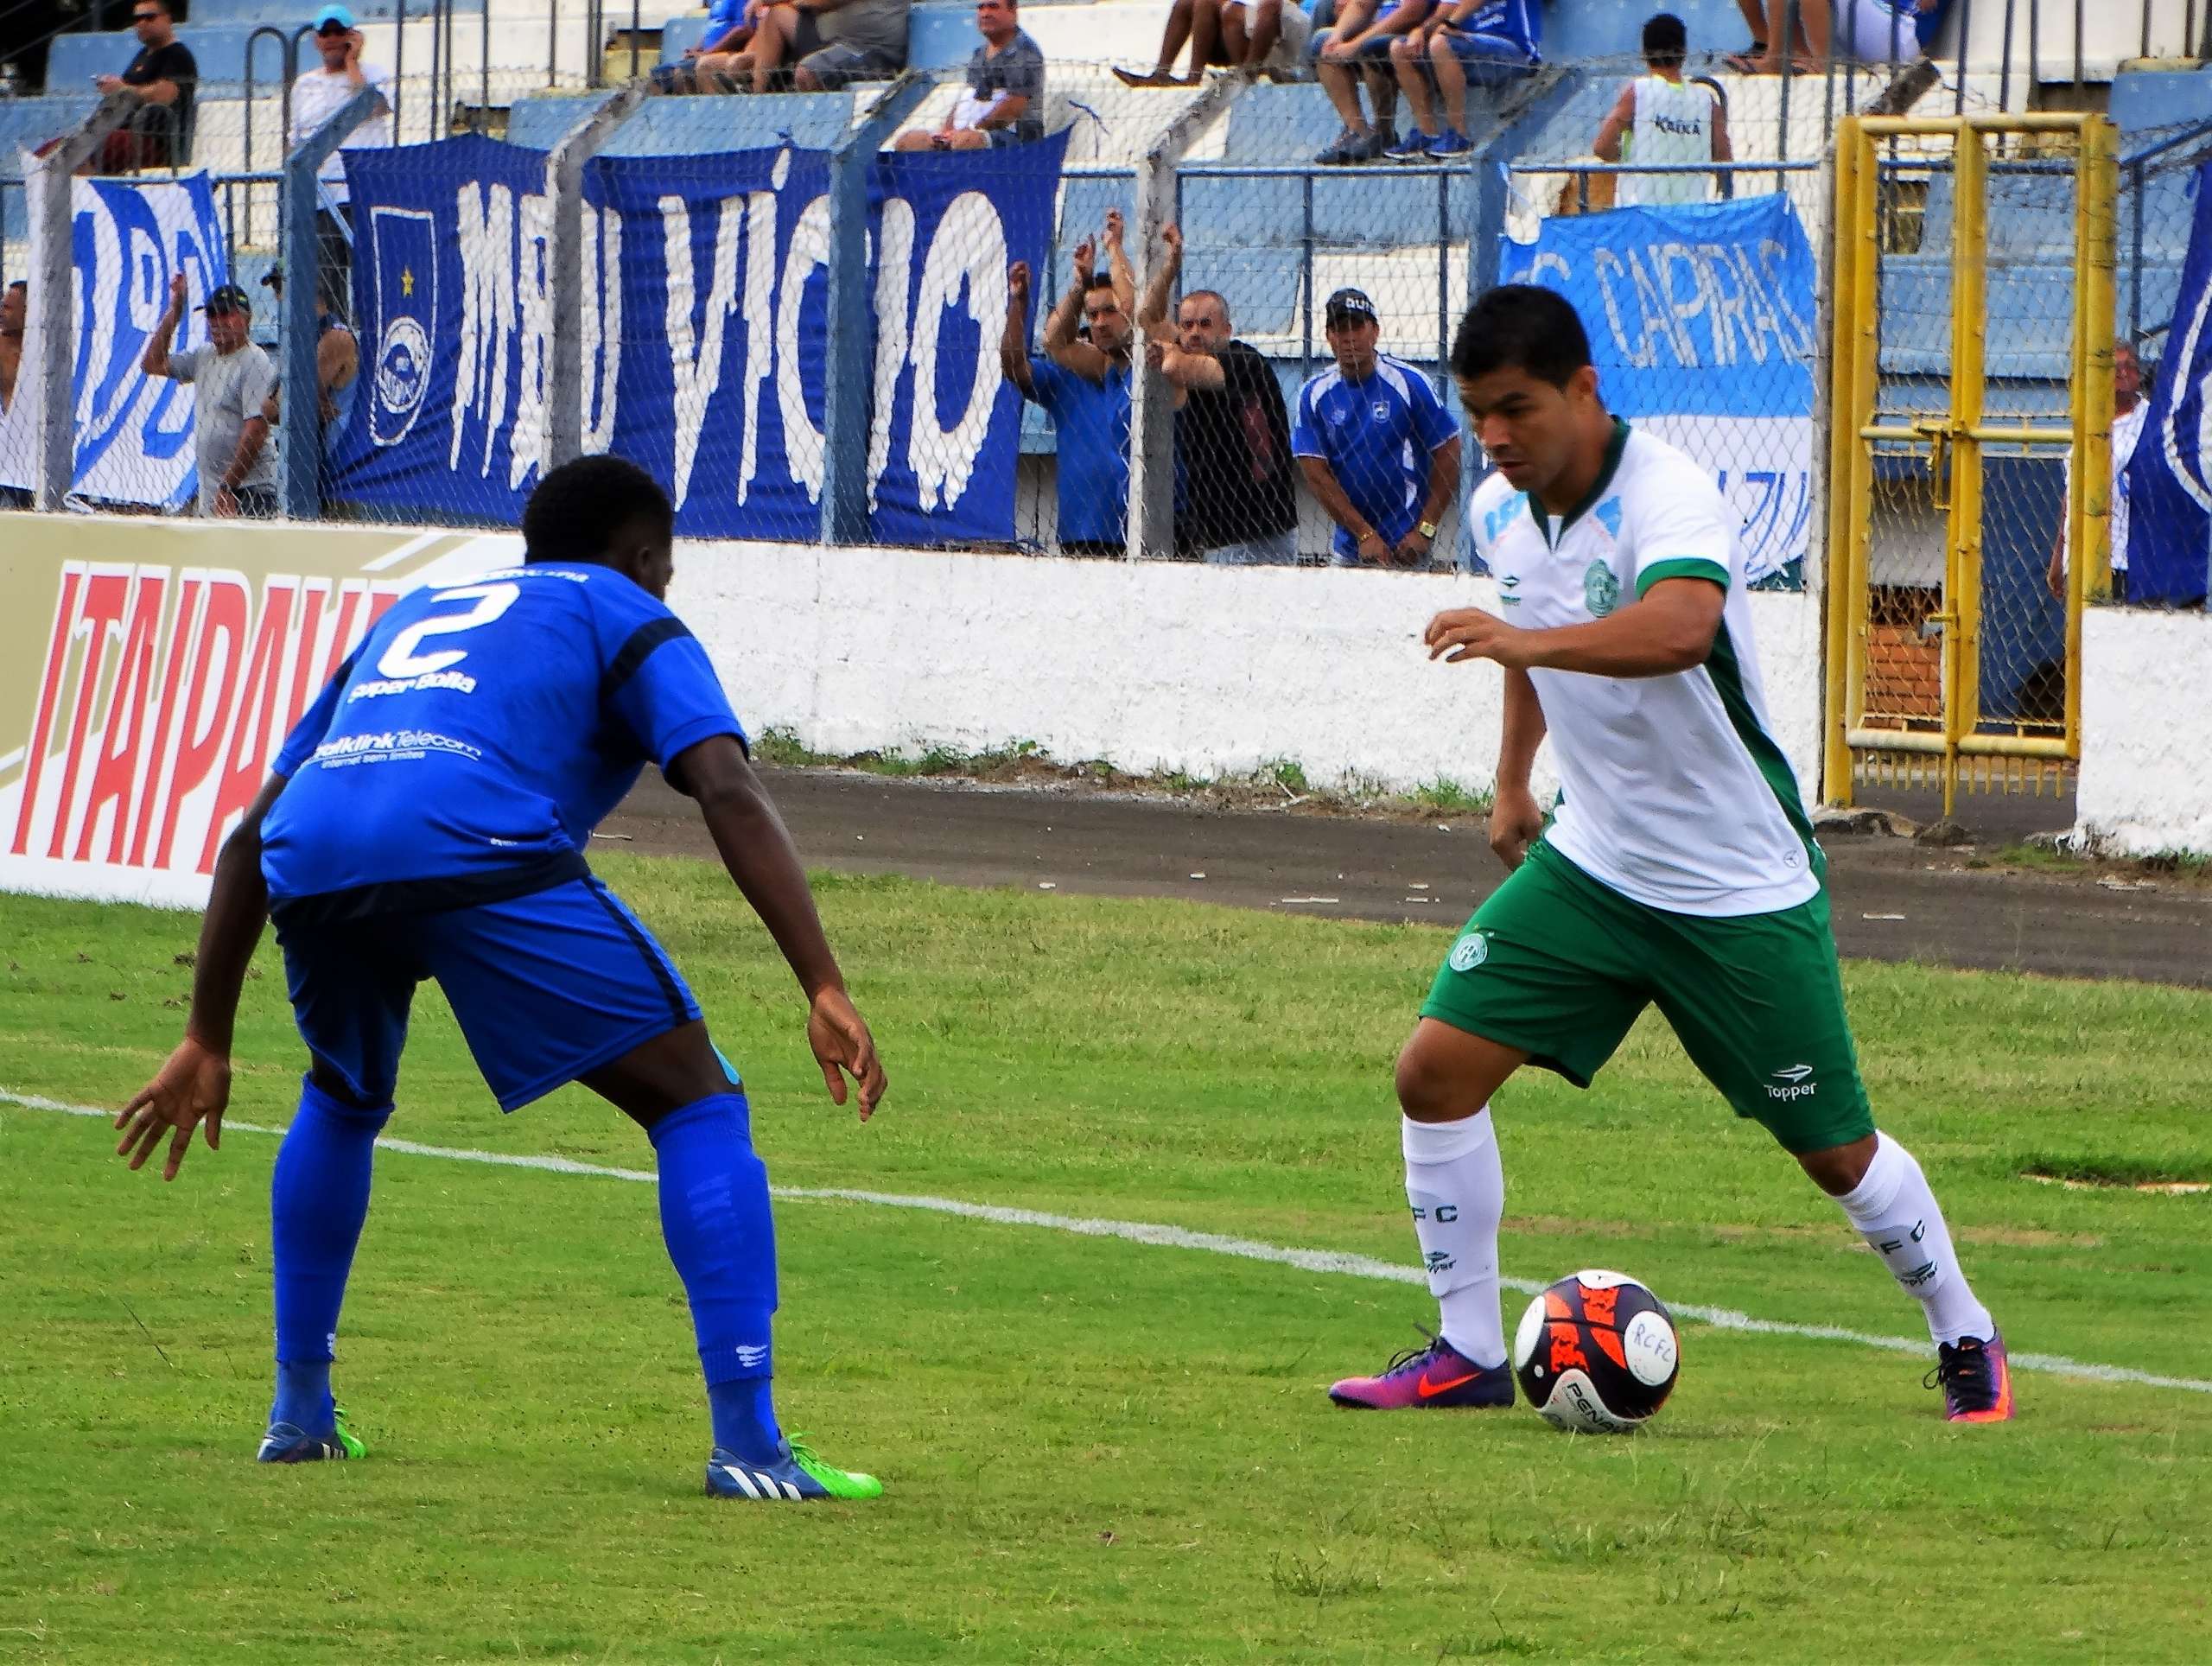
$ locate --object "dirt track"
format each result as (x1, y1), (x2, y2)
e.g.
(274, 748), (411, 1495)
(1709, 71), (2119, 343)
(602, 769), (2212, 989)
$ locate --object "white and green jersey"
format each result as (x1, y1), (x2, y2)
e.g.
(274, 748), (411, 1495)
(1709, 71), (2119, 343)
(1468, 420), (1817, 919)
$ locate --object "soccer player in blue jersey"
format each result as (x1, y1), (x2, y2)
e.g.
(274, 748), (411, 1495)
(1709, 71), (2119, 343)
(114, 455), (891, 1502)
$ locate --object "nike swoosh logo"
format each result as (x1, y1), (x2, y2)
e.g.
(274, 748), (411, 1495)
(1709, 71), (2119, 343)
(1417, 1371), (1479, 1399)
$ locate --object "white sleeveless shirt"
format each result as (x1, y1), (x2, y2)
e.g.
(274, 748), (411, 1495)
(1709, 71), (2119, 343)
(1620, 76), (1717, 207)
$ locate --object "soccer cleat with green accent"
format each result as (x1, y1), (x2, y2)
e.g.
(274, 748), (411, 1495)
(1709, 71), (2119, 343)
(705, 1434), (883, 1501)
(257, 1404), (367, 1463)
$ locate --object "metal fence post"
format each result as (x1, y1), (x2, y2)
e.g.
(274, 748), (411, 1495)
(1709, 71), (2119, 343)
(822, 73), (934, 545)
(28, 93), (137, 512)
(543, 82), (648, 473)
(1126, 74), (1243, 562)
(278, 85), (384, 519)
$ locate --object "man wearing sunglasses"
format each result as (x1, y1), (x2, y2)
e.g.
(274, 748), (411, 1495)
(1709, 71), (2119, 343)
(91, 0), (197, 173)
(286, 5), (392, 318)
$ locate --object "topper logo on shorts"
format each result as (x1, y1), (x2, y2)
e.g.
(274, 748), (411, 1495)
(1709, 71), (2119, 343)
(1767, 1063), (1817, 1102)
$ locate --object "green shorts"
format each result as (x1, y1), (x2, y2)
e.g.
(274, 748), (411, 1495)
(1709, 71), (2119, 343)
(1421, 840), (1875, 1154)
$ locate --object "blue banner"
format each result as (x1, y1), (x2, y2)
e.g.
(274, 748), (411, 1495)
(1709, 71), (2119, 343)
(1496, 194), (1818, 580)
(2126, 158), (2212, 607)
(0, 170), (228, 507)
(329, 130), (1067, 544)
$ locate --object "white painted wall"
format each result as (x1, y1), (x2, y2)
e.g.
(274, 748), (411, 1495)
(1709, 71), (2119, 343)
(670, 542), (1829, 804)
(2075, 605), (2212, 857)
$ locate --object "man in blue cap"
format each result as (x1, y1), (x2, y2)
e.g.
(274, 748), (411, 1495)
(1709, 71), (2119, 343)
(286, 6), (391, 316)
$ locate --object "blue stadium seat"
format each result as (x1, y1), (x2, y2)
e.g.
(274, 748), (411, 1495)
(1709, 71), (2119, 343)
(505, 88), (855, 153)
(661, 15), (715, 62)
(1056, 173), (1135, 250)
(1183, 245), (1304, 336)
(175, 0), (480, 17)
(1542, 0), (1751, 62)
(1222, 84), (1344, 166)
(2108, 65), (2212, 135)
(0, 92), (97, 172)
(48, 26), (266, 93)
(907, 4), (979, 73)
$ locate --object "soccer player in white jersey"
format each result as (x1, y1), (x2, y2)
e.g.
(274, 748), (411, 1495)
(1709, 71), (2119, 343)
(1592, 13), (1732, 207)
(1326, 285), (2012, 1422)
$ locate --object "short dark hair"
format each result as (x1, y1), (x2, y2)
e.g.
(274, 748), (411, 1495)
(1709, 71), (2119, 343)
(523, 455), (673, 566)
(1451, 285), (1592, 388)
(1643, 12), (1687, 63)
(1083, 272), (1118, 299)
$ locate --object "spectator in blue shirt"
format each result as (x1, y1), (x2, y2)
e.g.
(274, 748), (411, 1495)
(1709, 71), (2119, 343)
(1291, 288), (1461, 568)
(653, 0), (755, 93)
(1001, 217), (1139, 557)
(1313, 0), (1433, 164)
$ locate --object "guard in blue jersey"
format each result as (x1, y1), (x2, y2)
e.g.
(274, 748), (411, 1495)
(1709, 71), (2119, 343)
(115, 455), (891, 1503)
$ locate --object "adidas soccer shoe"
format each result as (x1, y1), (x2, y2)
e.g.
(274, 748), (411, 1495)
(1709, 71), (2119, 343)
(1927, 1331), (2014, 1423)
(1329, 1329), (1515, 1410)
(257, 1405), (368, 1463)
(705, 1434), (884, 1501)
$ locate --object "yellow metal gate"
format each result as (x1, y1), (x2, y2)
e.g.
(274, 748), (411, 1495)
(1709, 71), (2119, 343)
(1823, 113), (2119, 816)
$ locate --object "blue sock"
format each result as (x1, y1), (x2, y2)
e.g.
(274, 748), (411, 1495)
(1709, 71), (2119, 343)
(270, 1075), (389, 1433)
(648, 1093), (781, 1466)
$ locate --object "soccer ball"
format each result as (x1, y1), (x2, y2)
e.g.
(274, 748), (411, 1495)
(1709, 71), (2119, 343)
(1512, 1269), (1681, 1433)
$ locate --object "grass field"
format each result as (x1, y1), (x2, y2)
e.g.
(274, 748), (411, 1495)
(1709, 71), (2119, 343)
(3, 853), (2210, 1663)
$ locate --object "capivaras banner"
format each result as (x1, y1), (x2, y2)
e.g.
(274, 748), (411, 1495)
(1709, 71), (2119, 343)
(327, 130), (1068, 544)
(0, 518), (521, 908)
(2125, 157), (2211, 607)
(0, 170), (228, 509)
(1496, 193), (1818, 582)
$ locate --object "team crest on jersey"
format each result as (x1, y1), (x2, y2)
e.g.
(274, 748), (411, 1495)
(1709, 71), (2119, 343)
(1448, 932), (1490, 972)
(1583, 559), (1622, 617)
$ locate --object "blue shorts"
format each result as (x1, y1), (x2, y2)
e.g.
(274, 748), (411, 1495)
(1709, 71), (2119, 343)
(276, 876), (703, 1111)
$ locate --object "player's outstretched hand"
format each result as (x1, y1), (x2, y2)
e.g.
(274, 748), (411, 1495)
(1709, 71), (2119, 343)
(808, 988), (887, 1122)
(1424, 606), (1531, 669)
(115, 1035), (232, 1181)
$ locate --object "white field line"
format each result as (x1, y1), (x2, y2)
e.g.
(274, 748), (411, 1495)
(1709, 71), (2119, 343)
(10, 1086), (2210, 1397)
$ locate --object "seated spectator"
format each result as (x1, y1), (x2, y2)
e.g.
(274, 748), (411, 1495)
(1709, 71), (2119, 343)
(1000, 217), (1138, 557)
(1388, 0), (1541, 159)
(1312, 0), (1433, 165)
(892, 0), (1045, 150)
(1136, 223), (1300, 564)
(92, 0), (196, 173)
(1112, 0), (1313, 87)
(1291, 288), (1461, 568)
(1729, 0), (1949, 73)
(652, 0), (754, 93)
(1591, 13), (1729, 203)
(735, 0), (912, 96)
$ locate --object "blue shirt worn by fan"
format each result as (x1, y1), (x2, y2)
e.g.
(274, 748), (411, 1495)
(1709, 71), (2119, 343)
(265, 563), (740, 906)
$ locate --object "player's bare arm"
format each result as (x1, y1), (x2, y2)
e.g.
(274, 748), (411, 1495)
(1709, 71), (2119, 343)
(115, 771), (286, 1179)
(1489, 667), (1547, 870)
(1423, 575), (1724, 677)
(670, 733), (887, 1120)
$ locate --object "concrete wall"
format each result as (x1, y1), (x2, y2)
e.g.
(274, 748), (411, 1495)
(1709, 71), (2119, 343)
(2075, 605), (2212, 856)
(670, 543), (1828, 804)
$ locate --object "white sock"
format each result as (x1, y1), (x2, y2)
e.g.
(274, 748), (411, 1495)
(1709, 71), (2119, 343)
(1402, 1111), (1507, 1367)
(1834, 1132), (1995, 1346)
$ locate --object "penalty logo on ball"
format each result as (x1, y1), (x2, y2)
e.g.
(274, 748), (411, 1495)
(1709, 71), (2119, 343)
(1511, 1269), (1681, 1433)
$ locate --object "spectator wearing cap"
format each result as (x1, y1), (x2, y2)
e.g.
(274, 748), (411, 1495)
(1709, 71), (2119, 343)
(1137, 222), (1300, 564)
(1592, 14), (1729, 205)
(91, 0), (196, 173)
(1001, 215), (1139, 556)
(142, 275), (278, 518)
(893, 0), (1045, 150)
(1387, 0), (1541, 160)
(258, 264), (359, 461)
(726, 0), (912, 95)
(1111, 0), (1313, 87)
(1291, 288), (1460, 568)
(287, 5), (392, 311)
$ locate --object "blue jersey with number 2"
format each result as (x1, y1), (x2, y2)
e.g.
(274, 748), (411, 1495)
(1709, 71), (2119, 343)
(262, 563), (742, 906)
